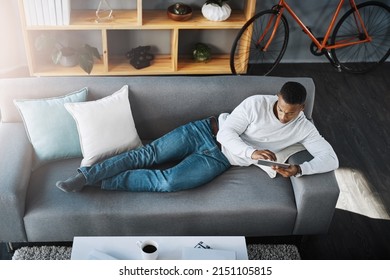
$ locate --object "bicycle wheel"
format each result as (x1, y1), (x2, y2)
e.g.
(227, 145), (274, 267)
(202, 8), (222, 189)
(331, 1), (390, 73)
(230, 10), (289, 75)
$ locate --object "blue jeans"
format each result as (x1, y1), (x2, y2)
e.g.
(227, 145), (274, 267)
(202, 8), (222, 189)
(78, 118), (230, 192)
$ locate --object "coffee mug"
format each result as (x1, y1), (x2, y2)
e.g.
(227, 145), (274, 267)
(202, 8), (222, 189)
(136, 240), (159, 260)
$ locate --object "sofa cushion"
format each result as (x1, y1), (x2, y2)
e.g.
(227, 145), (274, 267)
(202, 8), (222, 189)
(0, 76), (315, 138)
(65, 85), (142, 167)
(13, 88), (88, 170)
(23, 162), (297, 241)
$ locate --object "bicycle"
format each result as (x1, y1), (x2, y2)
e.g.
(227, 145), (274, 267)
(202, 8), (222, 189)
(230, 0), (390, 75)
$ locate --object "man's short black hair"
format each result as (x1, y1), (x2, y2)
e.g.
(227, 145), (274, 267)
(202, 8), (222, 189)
(279, 82), (307, 105)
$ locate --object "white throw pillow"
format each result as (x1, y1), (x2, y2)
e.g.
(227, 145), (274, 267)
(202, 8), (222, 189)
(65, 85), (142, 167)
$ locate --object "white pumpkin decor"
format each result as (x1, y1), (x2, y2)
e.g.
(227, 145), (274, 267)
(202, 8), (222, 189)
(201, 0), (232, 22)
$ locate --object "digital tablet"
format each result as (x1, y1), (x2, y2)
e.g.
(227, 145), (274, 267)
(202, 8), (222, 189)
(257, 159), (291, 169)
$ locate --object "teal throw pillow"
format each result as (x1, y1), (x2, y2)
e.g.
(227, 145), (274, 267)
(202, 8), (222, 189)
(14, 88), (88, 170)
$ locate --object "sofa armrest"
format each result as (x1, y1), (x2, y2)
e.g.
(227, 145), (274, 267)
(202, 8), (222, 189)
(0, 123), (32, 242)
(288, 151), (340, 235)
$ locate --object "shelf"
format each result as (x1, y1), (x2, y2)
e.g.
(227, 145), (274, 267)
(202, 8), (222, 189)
(19, 0), (257, 76)
(108, 55), (174, 75)
(71, 9), (139, 29)
(25, 9), (248, 31)
(108, 55), (232, 76)
(30, 58), (106, 76)
(28, 55), (233, 76)
(143, 10), (249, 29)
(25, 9), (140, 30)
(178, 55), (232, 75)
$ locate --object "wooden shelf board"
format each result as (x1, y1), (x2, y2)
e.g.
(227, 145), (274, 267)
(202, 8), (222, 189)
(72, 9), (139, 29)
(25, 9), (247, 31)
(143, 10), (247, 29)
(108, 55), (174, 75)
(31, 55), (233, 76)
(31, 60), (106, 76)
(177, 55), (232, 74)
(26, 10), (140, 30)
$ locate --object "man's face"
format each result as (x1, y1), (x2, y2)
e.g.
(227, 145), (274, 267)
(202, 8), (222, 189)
(275, 94), (305, 124)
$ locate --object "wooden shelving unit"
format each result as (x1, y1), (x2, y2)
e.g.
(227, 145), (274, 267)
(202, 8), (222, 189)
(18, 0), (256, 76)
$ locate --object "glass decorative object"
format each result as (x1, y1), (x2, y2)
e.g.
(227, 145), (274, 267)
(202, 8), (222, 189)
(96, 0), (113, 23)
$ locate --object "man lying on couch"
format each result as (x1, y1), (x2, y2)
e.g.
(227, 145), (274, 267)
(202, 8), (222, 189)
(57, 81), (339, 193)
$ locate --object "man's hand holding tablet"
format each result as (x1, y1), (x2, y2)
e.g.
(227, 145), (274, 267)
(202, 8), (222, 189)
(251, 149), (301, 177)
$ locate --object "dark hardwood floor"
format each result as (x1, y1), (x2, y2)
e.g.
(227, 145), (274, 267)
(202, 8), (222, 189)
(268, 62), (390, 260)
(1, 63), (389, 260)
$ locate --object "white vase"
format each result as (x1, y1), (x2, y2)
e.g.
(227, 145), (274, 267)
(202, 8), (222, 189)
(201, 3), (232, 22)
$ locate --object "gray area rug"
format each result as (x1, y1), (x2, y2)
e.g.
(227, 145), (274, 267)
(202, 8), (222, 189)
(12, 244), (300, 260)
(12, 246), (72, 260)
(247, 244), (301, 260)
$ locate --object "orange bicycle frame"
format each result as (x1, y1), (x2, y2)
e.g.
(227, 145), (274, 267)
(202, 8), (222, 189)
(262, 0), (371, 52)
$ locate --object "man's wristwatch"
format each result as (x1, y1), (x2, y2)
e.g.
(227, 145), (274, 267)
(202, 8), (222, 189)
(294, 165), (302, 177)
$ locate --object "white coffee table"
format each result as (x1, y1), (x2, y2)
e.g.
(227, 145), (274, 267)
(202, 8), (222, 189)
(71, 236), (248, 260)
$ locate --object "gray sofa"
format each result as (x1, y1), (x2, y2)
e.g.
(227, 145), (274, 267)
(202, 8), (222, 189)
(0, 75), (339, 243)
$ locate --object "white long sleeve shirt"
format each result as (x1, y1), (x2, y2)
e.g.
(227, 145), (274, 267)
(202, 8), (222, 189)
(217, 95), (339, 176)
